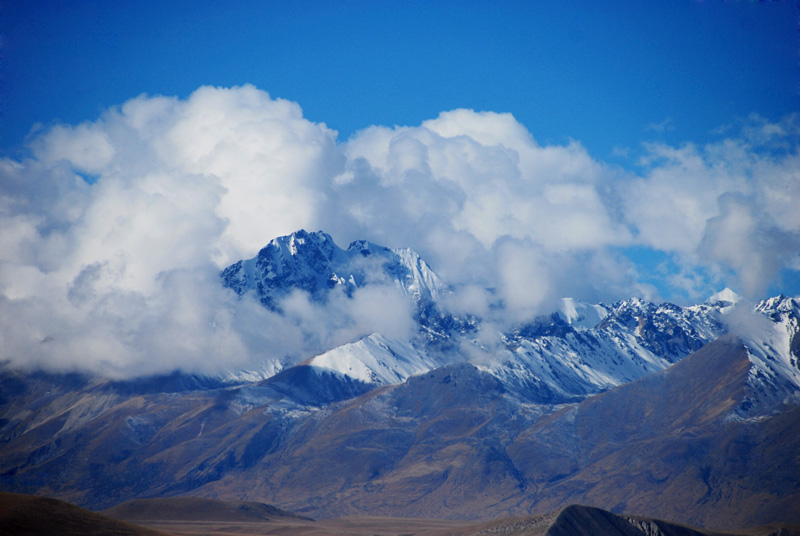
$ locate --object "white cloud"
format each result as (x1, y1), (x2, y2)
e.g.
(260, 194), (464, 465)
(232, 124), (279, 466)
(625, 142), (743, 253)
(0, 86), (345, 377)
(645, 117), (674, 133)
(331, 108), (633, 303)
(626, 116), (800, 299)
(700, 193), (800, 299)
(30, 123), (116, 173)
(155, 86), (341, 262)
(494, 239), (558, 318)
(0, 86), (797, 377)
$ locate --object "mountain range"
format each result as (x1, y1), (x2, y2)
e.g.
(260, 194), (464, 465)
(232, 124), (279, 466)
(1, 230), (798, 530)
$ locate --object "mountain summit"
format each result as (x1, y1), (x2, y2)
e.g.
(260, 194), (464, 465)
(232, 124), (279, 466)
(220, 229), (446, 310)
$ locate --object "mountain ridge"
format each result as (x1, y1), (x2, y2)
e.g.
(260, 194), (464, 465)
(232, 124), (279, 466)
(218, 231), (733, 400)
(0, 230), (798, 529)
(216, 231), (799, 411)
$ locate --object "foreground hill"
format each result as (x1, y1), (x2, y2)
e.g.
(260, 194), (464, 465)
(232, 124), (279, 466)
(107, 501), (788, 536)
(536, 504), (800, 536)
(0, 492), (169, 536)
(9, 492), (791, 536)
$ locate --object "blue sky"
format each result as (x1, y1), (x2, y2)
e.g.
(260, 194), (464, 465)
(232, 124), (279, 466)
(3, 0), (796, 158)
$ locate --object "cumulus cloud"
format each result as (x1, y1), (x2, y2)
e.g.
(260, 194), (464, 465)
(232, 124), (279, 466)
(700, 193), (800, 299)
(326, 108), (635, 312)
(338, 110), (629, 253)
(0, 86), (798, 377)
(628, 114), (800, 299)
(0, 85), (344, 377)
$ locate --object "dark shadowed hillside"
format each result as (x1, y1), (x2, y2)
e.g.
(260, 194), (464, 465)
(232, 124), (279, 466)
(0, 492), (169, 536)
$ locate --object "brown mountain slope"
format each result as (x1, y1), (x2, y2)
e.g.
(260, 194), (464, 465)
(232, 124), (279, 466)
(0, 492), (171, 536)
(505, 335), (800, 528)
(1, 337), (799, 528)
(190, 363), (534, 519)
(183, 337), (800, 528)
(103, 496), (312, 522)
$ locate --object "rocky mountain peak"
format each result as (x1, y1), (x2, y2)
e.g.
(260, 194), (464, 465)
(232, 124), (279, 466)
(756, 294), (799, 319)
(707, 287), (741, 307)
(220, 230), (447, 313)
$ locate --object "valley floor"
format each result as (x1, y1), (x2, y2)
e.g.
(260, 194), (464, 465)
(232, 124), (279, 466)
(4, 492), (800, 536)
(50, 510), (800, 536)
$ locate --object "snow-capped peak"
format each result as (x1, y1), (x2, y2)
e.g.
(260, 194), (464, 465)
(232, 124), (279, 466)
(219, 230), (799, 414)
(731, 296), (800, 415)
(707, 288), (741, 306)
(220, 230), (448, 310)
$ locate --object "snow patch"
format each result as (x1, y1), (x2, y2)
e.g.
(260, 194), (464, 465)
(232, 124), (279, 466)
(558, 298), (608, 330)
(707, 288), (741, 306)
(306, 333), (436, 385)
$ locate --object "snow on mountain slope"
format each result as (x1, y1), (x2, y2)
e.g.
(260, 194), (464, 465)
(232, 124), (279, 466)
(707, 287), (742, 308)
(217, 230), (452, 387)
(598, 298), (725, 362)
(482, 298), (729, 402)
(557, 298), (608, 330)
(217, 361), (285, 385)
(483, 293), (799, 409)
(304, 333), (438, 385)
(735, 295), (800, 414)
(220, 230), (447, 310)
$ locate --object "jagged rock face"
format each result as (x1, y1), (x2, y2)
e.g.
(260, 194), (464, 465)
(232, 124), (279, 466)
(220, 229), (446, 311)
(488, 299), (728, 404)
(735, 295), (800, 417)
(791, 329), (800, 366)
(596, 299), (724, 364)
(221, 230), (352, 307)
